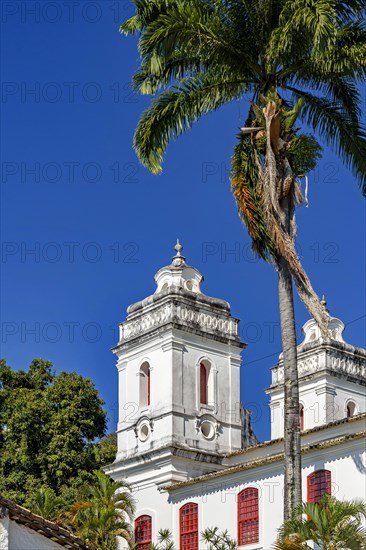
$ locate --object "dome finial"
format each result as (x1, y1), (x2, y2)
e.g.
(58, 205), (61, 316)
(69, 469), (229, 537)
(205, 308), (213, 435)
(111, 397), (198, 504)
(171, 239), (186, 267)
(175, 239), (183, 256)
(321, 295), (330, 314)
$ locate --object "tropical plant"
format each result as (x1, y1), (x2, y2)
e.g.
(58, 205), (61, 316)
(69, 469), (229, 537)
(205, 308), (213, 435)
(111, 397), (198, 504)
(28, 487), (65, 522)
(65, 470), (135, 550)
(148, 527), (237, 550)
(150, 528), (176, 550)
(202, 527), (237, 549)
(120, 0), (366, 519)
(274, 494), (366, 549)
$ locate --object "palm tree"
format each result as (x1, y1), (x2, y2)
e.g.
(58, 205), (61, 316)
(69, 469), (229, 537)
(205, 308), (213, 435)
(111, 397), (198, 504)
(66, 470), (135, 550)
(149, 527), (237, 550)
(274, 494), (366, 549)
(202, 527), (237, 550)
(120, 0), (366, 519)
(150, 529), (176, 550)
(28, 487), (65, 523)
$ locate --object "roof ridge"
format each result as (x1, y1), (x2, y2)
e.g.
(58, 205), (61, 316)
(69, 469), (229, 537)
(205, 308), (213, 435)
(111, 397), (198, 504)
(0, 494), (93, 549)
(160, 429), (366, 492)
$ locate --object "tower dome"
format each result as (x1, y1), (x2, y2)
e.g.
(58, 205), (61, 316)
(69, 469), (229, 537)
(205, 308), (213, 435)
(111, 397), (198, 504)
(154, 240), (203, 294)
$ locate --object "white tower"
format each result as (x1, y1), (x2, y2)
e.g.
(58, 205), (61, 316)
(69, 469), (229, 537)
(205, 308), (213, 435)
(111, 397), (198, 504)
(108, 242), (247, 487)
(267, 301), (366, 439)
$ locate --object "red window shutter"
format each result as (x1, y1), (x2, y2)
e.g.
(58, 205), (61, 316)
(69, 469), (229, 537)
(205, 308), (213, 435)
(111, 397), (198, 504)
(135, 515), (152, 550)
(238, 488), (259, 546)
(147, 367), (150, 406)
(180, 503), (198, 550)
(200, 363), (207, 405)
(307, 470), (331, 503)
(300, 405), (304, 431)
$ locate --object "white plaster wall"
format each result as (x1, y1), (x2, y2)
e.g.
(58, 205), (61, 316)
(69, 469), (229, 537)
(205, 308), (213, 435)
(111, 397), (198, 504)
(117, 482), (173, 550)
(333, 382), (366, 419)
(166, 440), (366, 549)
(116, 328), (243, 459)
(114, 435), (366, 549)
(169, 466), (283, 550)
(270, 375), (366, 439)
(8, 521), (64, 550)
(0, 515), (9, 550)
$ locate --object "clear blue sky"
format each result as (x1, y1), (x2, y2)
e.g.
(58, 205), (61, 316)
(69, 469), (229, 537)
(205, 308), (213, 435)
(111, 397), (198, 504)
(1, 1), (365, 442)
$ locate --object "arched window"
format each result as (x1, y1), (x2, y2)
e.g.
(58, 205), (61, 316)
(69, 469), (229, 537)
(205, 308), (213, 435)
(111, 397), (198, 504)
(238, 487), (259, 546)
(180, 503), (198, 550)
(347, 401), (356, 418)
(200, 363), (207, 405)
(300, 404), (304, 432)
(139, 362), (150, 408)
(307, 470), (331, 503)
(135, 515), (152, 550)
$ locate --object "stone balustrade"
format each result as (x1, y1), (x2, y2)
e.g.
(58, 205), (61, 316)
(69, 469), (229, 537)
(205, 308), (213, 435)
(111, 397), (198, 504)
(119, 301), (239, 343)
(271, 349), (366, 385)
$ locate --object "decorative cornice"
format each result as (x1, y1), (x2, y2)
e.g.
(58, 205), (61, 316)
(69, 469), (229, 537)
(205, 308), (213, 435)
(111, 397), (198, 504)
(161, 430), (366, 492)
(106, 442), (225, 476)
(315, 385), (337, 396)
(114, 295), (244, 349)
(226, 413), (366, 457)
(161, 340), (186, 352)
(269, 344), (366, 389)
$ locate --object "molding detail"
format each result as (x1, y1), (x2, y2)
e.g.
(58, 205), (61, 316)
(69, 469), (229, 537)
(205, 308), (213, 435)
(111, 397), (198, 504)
(271, 347), (366, 387)
(117, 300), (241, 345)
(315, 386), (337, 396)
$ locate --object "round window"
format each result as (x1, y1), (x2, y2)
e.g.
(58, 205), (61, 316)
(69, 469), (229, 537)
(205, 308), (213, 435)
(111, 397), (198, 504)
(200, 421), (215, 440)
(185, 280), (194, 292)
(138, 423), (150, 442)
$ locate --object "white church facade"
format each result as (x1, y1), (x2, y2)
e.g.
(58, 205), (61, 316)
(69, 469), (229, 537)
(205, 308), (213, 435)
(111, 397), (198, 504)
(106, 243), (366, 549)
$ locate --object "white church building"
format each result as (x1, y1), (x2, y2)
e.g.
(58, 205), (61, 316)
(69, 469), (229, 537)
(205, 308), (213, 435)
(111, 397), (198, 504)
(106, 243), (366, 549)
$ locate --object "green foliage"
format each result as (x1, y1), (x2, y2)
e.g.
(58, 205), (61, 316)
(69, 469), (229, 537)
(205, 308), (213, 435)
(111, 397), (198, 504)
(150, 529), (176, 550)
(145, 527), (237, 550)
(65, 470), (135, 550)
(121, 0), (366, 193)
(231, 134), (275, 260)
(27, 487), (66, 522)
(273, 494), (366, 549)
(281, 98), (305, 133)
(0, 358), (109, 507)
(201, 527), (237, 550)
(288, 134), (323, 177)
(94, 433), (118, 467)
(133, 72), (247, 175)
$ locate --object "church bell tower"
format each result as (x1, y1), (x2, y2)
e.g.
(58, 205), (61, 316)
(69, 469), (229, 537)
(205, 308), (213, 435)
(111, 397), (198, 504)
(267, 301), (366, 439)
(109, 242), (247, 484)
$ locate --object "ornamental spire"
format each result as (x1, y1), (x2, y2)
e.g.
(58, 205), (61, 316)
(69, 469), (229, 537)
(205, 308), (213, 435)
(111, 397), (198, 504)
(171, 239), (186, 267)
(321, 295), (330, 314)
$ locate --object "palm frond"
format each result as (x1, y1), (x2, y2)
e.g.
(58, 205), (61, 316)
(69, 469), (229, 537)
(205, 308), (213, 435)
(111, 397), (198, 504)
(134, 73), (247, 174)
(274, 495), (366, 550)
(285, 85), (366, 194)
(270, 0), (338, 58)
(120, 15), (141, 35)
(231, 134), (275, 260)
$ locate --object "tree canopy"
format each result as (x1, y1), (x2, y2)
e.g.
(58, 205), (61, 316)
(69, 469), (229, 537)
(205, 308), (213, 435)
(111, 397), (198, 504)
(0, 358), (116, 508)
(121, 0), (366, 195)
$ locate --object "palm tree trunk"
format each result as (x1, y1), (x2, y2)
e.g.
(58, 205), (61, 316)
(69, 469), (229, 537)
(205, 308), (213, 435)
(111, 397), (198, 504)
(262, 100), (308, 521)
(278, 254), (302, 520)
